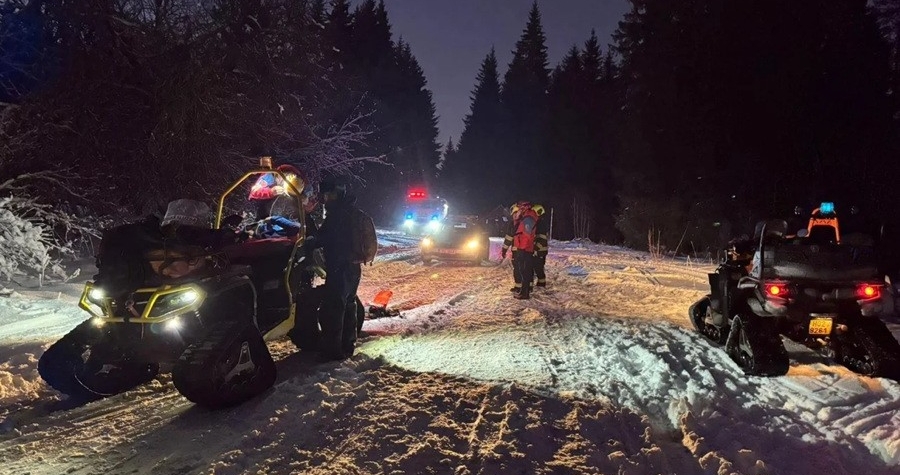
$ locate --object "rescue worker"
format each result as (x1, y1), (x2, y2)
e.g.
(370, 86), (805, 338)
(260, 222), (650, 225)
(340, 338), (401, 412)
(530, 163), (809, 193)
(502, 201), (539, 300)
(310, 179), (361, 361)
(532, 204), (549, 288)
(501, 203), (523, 293)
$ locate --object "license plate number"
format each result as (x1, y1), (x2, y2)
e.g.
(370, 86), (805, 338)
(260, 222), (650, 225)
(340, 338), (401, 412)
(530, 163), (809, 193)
(436, 249), (459, 255)
(809, 317), (834, 335)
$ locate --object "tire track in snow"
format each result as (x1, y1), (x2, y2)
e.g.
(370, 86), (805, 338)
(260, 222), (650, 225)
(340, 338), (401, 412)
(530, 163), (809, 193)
(540, 316), (900, 474)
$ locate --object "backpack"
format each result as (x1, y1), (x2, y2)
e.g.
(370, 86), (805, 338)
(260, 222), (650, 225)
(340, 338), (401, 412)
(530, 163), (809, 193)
(513, 208), (539, 253)
(350, 207), (378, 265)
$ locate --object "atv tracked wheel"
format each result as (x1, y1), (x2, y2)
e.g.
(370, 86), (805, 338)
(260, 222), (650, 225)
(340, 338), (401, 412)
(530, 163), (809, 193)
(726, 314), (789, 376)
(689, 297), (728, 345)
(173, 322), (276, 409)
(836, 319), (900, 379)
(39, 320), (159, 401)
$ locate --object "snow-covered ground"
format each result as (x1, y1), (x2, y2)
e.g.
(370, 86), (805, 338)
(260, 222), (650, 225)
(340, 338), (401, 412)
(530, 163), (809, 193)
(2, 232), (900, 474)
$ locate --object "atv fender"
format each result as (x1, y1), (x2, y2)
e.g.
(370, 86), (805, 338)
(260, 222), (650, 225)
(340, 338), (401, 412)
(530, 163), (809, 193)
(198, 274), (258, 327)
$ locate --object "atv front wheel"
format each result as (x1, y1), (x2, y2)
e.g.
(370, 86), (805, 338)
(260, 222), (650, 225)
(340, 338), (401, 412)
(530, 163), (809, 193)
(38, 320), (159, 400)
(173, 322), (276, 408)
(725, 314), (789, 376)
(689, 296), (728, 345)
(835, 319), (900, 379)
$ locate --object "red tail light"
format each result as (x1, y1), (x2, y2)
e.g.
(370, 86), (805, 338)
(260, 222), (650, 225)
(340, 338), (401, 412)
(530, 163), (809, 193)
(857, 284), (881, 300)
(765, 283), (788, 298)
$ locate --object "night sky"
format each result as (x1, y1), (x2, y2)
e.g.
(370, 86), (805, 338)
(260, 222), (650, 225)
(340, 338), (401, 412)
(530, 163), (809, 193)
(376, 0), (630, 148)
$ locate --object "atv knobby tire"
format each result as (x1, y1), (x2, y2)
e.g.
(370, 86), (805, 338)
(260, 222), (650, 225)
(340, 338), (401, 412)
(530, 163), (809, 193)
(836, 318), (900, 379)
(173, 322), (276, 409)
(726, 314), (789, 376)
(39, 320), (159, 400)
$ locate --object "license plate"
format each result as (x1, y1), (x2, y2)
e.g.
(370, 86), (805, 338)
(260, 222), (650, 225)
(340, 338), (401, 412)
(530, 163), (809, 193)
(808, 317), (834, 336)
(436, 249), (459, 255)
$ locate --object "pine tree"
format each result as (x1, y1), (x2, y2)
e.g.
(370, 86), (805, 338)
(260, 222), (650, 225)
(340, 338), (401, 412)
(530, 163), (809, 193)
(392, 40), (441, 185)
(500, 1), (551, 201)
(324, 0), (353, 69)
(443, 48), (505, 212)
(612, 0), (897, 250)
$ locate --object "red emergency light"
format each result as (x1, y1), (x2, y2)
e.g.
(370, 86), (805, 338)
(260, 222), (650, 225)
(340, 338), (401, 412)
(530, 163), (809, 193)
(407, 188), (428, 201)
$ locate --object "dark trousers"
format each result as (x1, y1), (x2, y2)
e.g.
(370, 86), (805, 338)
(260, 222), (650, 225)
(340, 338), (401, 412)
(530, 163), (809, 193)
(511, 250), (522, 289)
(320, 262), (361, 357)
(514, 251), (534, 295)
(534, 254), (546, 285)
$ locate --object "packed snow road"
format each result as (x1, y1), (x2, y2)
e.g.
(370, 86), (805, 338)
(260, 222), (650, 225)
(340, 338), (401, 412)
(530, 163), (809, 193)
(1, 234), (900, 474)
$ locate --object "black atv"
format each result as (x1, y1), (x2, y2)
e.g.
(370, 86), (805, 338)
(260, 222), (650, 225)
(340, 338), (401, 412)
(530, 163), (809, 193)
(690, 207), (900, 378)
(38, 164), (318, 408)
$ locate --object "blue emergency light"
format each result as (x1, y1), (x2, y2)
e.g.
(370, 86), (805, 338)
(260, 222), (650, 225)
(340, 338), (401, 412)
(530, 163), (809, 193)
(406, 212), (414, 220)
(431, 215), (439, 221)
(820, 202), (835, 215)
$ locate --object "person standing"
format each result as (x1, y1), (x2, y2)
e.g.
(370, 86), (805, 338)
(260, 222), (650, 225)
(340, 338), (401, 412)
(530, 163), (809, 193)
(502, 203), (523, 293)
(502, 201), (539, 300)
(312, 180), (361, 361)
(532, 204), (549, 288)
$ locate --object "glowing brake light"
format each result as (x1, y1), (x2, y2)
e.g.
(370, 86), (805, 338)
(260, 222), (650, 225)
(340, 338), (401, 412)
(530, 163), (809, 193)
(857, 284), (881, 300)
(765, 283), (787, 297)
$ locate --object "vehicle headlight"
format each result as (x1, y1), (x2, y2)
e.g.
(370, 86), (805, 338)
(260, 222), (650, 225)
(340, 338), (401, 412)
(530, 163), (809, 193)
(164, 317), (183, 332)
(466, 239), (480, 250)
(79, 283), (108, 318)
(421, 237), (433, 248)
(404, 219), (415, 228)
(146, 286), (205, 320)
(88, 288), (106, 303)
(427, 221), (441, 231)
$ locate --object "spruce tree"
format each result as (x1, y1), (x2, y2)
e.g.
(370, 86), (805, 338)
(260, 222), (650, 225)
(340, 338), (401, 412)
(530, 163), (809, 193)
(500, 1), (550, 202)
(445, 48), (505, 212)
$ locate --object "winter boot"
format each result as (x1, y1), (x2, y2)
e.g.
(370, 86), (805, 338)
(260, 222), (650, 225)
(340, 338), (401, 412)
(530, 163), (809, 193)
(514, 285), (531, 300)
(510, 286), (521, 293)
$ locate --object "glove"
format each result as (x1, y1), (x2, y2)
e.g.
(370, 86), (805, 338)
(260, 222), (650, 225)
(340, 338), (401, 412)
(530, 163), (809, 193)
(501, 248), (507, 259)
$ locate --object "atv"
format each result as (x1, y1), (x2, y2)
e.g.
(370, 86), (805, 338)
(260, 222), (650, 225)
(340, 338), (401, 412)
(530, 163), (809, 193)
(39, 159), (318, 408)
(690, 203), (900, 378)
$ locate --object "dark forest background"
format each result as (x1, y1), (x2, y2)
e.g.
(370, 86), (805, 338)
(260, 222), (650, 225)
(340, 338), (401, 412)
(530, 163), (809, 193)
(4, 0), (900, 257)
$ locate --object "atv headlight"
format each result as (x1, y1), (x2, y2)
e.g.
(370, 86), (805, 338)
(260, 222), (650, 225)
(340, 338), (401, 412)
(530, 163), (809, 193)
(145, 285), (206, 320)
(78, 282), (108, 318)
(88, 287), (106, 303)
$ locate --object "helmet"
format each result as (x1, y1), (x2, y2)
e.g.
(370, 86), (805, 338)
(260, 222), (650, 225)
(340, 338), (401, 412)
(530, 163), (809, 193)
(509, 203), (519, 215)
(533, 204), (545, 216)
(276, 164), (304, 195)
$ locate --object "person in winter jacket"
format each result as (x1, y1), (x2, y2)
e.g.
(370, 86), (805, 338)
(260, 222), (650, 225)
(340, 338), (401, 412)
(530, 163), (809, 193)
(502, 201), (539, 300)
(532, 204), (549, 288)
(502, 203), (523, 293)
(310, 179), (361, 361)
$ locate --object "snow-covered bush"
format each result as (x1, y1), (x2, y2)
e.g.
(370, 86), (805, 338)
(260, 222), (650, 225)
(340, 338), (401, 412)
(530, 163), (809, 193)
(0, 196), (71, 285)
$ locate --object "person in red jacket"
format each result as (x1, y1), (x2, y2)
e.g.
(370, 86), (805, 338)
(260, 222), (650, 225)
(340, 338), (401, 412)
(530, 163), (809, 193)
(502, 201), (539, 300)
